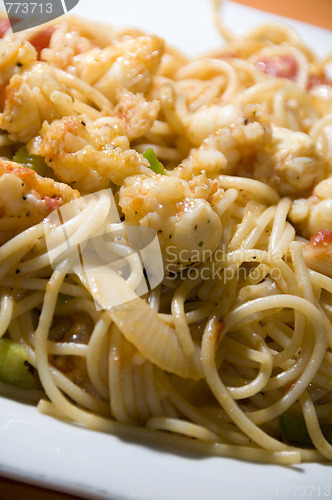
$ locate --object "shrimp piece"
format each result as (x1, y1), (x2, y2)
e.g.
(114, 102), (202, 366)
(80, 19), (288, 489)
(289, 178), (332, 237)
(112, 90), (160, 141)
(119, 173), (223, 268)
(162, 84), (329, 195)
(0, 62), (62, 142)
(249, 127), (329, 196)
(0, 160), (79, 242)
(28, 115), (152, 193)
(160, 82), (242, 147)
(73, 35), (164, 102)
(183, 104), (242, 147)
(302, 229), (332, 277)
(176, 115), (272, 179)
(177, 114), (328, 196)
(41, 23), (96, 70)
(0, 39), (36, 84)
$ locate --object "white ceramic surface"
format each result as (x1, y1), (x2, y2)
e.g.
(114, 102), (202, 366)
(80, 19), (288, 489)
(1, 1), (332, 499)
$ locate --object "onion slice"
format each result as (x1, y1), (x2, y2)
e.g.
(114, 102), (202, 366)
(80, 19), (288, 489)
(75, 265), (203, 379)
(109, 297), (203, 380)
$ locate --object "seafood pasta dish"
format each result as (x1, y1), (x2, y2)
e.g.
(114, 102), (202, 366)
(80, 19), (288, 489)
(0, 0), (332, 466)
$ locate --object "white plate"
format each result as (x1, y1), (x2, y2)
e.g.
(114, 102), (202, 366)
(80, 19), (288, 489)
(1, 1), (332, 498)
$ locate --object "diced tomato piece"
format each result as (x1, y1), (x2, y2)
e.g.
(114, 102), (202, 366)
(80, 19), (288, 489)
(44, 196), (61, 212)
(256, 55), (298, 81)
(0, 19), (10, 38)
(307, 229), (332, 248)
(308, 75), (332, 90)
(29, 27), (56, 59)
(303, 229), (332, 264)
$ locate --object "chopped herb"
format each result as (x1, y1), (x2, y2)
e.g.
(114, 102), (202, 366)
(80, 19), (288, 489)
(13, 147), (57, 179)
(143, 148), (166, 175)
(198, 241), (203, 247)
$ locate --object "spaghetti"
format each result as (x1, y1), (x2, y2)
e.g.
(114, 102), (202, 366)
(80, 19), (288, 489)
(0, 0), (332, 465)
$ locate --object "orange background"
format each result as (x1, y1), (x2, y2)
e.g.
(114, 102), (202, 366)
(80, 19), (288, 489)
(232, 0), (332, 30)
